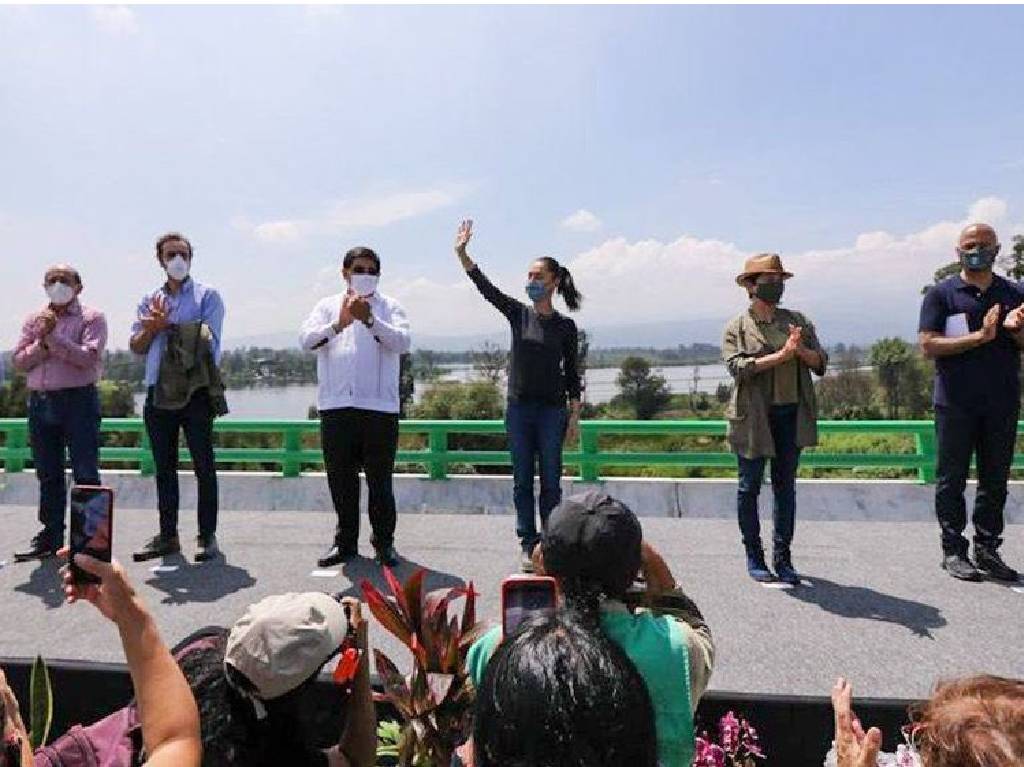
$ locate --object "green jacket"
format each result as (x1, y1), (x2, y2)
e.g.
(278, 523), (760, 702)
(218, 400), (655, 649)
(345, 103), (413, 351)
(721, 307), (827, 459)
(154, 321), (229, 415)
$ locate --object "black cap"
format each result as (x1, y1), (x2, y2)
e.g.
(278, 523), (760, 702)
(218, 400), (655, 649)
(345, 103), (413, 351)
(542, 491), (642, 597)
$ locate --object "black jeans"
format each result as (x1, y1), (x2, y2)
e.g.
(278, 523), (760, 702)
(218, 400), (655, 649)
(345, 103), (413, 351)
(934, 402), (1017, 556)
(736, 404), (801, 558)
(144, 387), (219, 539)
(28, 385), (102, 542)
(320, 407), (399, 551)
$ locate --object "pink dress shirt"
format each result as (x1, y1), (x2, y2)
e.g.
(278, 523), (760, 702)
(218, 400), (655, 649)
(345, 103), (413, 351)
(12, 299), (108, 391)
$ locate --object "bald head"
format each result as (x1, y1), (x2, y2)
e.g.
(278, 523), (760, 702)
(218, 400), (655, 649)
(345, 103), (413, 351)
(43, 263), (82, 287)
(958, 223), (1000, 251)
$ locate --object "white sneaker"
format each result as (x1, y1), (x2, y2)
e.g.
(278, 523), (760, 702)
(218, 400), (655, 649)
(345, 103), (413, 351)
(520, 551), (535, 573)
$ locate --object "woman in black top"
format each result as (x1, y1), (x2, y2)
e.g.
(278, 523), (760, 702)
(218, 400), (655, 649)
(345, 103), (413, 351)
(454, 219), (583, 571)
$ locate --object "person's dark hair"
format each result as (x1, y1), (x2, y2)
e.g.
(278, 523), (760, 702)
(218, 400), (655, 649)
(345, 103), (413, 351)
(538, 256), (582, 311)
(473, 609), (657, 767)
(155, 232), (193, 261)
(910, 675), (1024, 767)
(343, 246), (381, 273)
(175, 630), (331, 767)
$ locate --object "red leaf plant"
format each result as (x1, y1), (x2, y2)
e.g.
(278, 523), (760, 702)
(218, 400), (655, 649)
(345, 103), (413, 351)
(362, 568), (486, 767)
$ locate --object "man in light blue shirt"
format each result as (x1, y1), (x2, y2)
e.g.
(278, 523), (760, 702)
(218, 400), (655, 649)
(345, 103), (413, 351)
(129, 231), (226, 563)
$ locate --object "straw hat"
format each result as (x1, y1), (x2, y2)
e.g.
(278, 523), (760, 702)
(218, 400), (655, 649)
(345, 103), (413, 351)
(735, 253), (793, 286)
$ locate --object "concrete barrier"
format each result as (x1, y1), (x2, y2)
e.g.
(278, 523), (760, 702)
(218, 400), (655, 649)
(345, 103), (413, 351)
(2, 469), (1024, 523)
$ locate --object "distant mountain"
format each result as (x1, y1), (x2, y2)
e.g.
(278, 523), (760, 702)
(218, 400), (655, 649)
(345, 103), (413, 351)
(226, 311), (915, 352)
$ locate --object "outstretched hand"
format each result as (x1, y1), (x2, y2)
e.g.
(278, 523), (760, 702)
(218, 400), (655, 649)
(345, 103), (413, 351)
(59, 548), (141, 625)
(454, 219), (473, 254)
(831, 677), (882, 767)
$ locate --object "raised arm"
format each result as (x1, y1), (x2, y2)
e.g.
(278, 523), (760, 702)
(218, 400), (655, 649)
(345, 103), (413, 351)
(920, 302), (1000, 360)
(722, 320), (798, 382)
(47, 311), (108, 370)
(12, 313), (51, 372)
(62, 554), (201, 767)
(368, 299), (411, 355)
(130, 293), (169, 356)
(300, 298), (341, 351)
(455, 219), (521, 320)
(327, 599), (377, 767)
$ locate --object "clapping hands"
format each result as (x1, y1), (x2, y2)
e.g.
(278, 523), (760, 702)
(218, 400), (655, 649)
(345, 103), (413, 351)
(1003, 304), (1024, 333)
(140, 294), (170, 334)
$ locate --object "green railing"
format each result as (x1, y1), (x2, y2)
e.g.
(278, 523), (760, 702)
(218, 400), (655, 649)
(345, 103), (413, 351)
(0, 417), (988, 483)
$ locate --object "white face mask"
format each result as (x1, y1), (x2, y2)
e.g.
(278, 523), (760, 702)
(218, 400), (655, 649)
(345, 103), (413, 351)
(45, 282), (75, 306)
(164, 255), (190, 282)
(350, 274), (379, 297)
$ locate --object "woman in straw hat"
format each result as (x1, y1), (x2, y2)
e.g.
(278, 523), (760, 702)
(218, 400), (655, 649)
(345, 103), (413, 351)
(721, 254), (828, 585)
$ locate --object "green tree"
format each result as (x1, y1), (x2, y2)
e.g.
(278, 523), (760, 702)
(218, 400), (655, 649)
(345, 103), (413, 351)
(869, 338), (919, 419)
(472, 341), (507, 385)
(615, 356), (671, 420)
(1002, 234), (1024, 281)
(921, 261), (961, 295)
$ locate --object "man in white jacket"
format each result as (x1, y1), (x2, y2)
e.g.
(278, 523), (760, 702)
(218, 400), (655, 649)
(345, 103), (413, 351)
(300, 246), (411, 567)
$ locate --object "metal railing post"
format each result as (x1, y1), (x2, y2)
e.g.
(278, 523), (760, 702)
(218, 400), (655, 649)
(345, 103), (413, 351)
(5, 423), (28, 473)
(282, 426), (302, 478)
(914, 428), (937, 484)
(427, 426), (448, 480)
(579, 423), (600, 482)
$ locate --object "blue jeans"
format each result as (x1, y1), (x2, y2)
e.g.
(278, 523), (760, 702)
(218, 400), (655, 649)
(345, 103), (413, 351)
(736, 404), (800, 558)
(144, 387), (219, 539)
(28, 385), (102, 542)
(506, 399), (567, 552)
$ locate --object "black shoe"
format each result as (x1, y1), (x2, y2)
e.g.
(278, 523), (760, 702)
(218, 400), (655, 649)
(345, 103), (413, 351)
(14, 531), (60, 562)
(942, 553), (983, 582)
(375, 545), (400, 568)
(195, 534), (221, 563)
(973, 547), (1020, 583)
(132, 534), (181, 562)
(773, 556), (802, 586)
(745, 547), (774, 583)
(318, 543), (358, 568)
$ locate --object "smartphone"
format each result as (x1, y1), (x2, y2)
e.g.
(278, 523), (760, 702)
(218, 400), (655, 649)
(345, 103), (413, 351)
(69, 485), (114, 585)
(501, 575), (559, 639)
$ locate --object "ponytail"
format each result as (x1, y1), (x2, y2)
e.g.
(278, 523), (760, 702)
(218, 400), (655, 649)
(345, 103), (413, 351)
(539, 257), (583, 311)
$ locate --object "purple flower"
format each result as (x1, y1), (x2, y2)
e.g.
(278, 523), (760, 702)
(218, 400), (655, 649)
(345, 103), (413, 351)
(719, 712), (741, 755)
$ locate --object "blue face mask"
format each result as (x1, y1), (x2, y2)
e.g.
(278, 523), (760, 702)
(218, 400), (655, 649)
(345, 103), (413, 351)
(959, 247), (997, 272)
(526, 280), (547, 302)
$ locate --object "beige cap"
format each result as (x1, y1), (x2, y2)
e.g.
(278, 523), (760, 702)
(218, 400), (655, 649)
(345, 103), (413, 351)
(224, 592), (348, 703)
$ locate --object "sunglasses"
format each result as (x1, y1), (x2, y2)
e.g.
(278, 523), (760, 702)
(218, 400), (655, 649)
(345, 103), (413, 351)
(44, 275), (75, 286)
(350, 266), (379, 276)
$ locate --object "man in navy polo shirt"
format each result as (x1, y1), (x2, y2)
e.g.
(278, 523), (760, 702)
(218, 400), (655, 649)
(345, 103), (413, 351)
(919, 223), (1024, 582)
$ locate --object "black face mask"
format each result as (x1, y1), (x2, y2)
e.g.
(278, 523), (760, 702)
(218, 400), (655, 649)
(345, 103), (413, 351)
(753, 281), (785, 304)
(958, 247), (998, 272)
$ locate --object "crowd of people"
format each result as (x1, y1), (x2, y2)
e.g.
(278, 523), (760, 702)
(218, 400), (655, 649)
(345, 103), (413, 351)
(3, 219), (1024, 766)
(2, 489), (1022, 766)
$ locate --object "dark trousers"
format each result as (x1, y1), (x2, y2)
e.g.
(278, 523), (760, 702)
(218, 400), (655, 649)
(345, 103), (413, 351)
(506, 399), (567, 552)
(736, 404), (801, 558)
(144, 387), (219, 539)
(320, 407), (399, 551)
(934, 403), (1017, 556)
(28, 385), (101, 542)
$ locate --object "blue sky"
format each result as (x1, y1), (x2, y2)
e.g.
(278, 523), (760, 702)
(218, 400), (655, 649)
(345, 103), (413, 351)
(2, 4), (1024, 349)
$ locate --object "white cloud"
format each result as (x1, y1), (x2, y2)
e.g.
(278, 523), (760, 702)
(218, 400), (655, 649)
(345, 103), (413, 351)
(247, 188), (460, 244)
(561, 209), (603, 233)
(91, 6), (139, 36)
(286, 196), (1021, 343)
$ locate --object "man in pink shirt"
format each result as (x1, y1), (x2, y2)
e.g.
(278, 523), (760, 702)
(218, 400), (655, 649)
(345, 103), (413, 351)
(12, 264), (108, 562)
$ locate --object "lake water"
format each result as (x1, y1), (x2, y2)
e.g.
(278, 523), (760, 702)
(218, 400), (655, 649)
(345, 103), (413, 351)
(133, 364), (734, 419)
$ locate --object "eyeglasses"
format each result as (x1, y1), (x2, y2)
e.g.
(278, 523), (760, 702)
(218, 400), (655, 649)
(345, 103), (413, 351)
(44, 275), (75, 286)
(351, 266), (379, 276)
